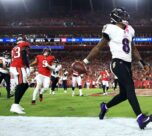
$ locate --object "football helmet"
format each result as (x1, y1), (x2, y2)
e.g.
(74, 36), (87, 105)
(43, 47), (51, 56)
(54, 59), (59, 64)
(3, 51), (10, 59)
(110, 8), (130, 25)
(17, 35), (27, 44)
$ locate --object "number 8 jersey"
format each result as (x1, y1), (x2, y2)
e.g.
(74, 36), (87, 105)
(102, 24), (135, 62)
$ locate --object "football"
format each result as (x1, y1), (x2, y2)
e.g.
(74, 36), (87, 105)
(71, 61), (87, 74)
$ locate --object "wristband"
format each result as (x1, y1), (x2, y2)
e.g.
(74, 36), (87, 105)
(83, 58), (89, 64)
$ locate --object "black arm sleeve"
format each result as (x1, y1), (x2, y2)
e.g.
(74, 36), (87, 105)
(22, 50), (29, 68)
(102, 33), (110, 41)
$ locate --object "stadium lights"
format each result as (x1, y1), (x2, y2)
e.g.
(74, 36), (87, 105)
(0, 0), (23, 4)
(0, 0), (21, 2)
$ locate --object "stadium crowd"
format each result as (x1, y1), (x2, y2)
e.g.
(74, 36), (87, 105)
(0, 11), (152, 27)
(26, 50), (152, 89)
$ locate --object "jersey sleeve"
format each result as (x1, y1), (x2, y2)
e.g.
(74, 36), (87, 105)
(128, 25), (135, 37)
(36, 55), (39, 63)
(52, 56), (55, 61)
(102, 24), (112, 36)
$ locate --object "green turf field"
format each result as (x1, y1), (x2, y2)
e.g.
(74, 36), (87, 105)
(0, 87), (152, 117)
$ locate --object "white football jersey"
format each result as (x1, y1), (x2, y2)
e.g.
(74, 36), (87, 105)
(102, 24), (135, 62)
(51, 64), (62, 78)
(62, 71), (68, 80)
(0, 57), (11, 74)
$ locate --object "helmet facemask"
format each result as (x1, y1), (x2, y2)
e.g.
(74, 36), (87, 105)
(110, 8), (130, 25)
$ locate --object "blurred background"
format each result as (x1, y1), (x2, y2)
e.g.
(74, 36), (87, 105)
(0, 0), (152, 89)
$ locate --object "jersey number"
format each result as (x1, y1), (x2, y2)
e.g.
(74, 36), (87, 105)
(122, 38), (130, 54)
(42, 60), (47, 67)
(12, 47), (21, 59)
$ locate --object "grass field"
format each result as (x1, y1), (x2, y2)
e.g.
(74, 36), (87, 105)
(0, 87), (152, 117)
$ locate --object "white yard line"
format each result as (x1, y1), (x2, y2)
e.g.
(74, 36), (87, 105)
(0, 117), (152, 136)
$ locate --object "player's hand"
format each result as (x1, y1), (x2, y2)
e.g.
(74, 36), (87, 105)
(143, 64), (150, 74)
(29, 67), (34, 73)
(44, 61), (49, 67)
(26, 67), (30, 77)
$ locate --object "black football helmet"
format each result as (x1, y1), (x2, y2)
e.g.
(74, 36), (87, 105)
(110, 8), (130, 25)
(54, 59), (59, 64)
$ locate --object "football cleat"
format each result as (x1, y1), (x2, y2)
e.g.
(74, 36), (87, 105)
(39, 94), (43, 102)
(18, 105), (24, 111)
(7, 94), (14, 99)
(137, 114), (152, 129)
(31, 100), (36, 105)
(99, 102), (108, 120)
(52, 91), (55, 95)
(72, 92), (75, 97)
(10, 104), (25, 114)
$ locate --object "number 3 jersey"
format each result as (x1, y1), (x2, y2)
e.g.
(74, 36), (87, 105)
(10, 43), (29, 68)
(102, 24), (135, 62)
(36, 55), (55, 77)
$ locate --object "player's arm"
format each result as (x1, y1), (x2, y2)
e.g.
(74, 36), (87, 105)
(83, 34), (109, 64)
(132, 42), (149, 71)
(96, 75), (102, 83)
(30, 58), (37, 67)
(44, 62), (55, 70)
(105, 70), (110, 76)
(22, 49), (29, 68)
(0, 58), (3, 68)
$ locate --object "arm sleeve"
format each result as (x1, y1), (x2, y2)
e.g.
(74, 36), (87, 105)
(22, 50), (29, 68)
(102, 24), (111, 41)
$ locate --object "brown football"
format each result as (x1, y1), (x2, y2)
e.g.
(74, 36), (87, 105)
(71, 61), (87, 74)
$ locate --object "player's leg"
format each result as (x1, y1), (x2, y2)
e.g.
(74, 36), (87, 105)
(108, 60), (142, 115)
(3, 73), (12, 98)
(10, 67), (28, 114)
(72, 76), (76, 96)
(39, 76), (50, 100)
(77, 76), (83, 96)
(114, 64), (152, 129)
(99, 81), (127, 119)
(50, 76), (56, 94)
(106, 81), (109, 92)
(63, 80), (67, 93)
(32, 74), (42, 104)
(16, 68), (29, 107)
(0, 73), (4, 97)
(102, 81), (106, 95)
(51, 77), (58, 95)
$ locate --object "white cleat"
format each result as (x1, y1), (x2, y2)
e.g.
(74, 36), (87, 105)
(64, 91), (67, 93)
(52, 91), (55, 95)
(18, 105), (24, 111)
(72, 92), (75, 97)
(10, 104), (26, 114)
(103, 92), (108, 95)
